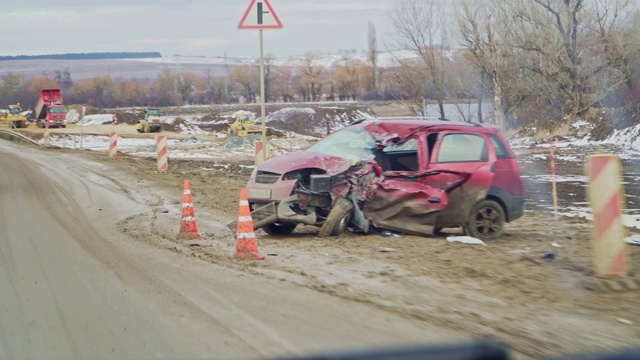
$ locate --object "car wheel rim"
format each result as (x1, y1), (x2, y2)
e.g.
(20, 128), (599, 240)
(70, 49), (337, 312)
(473, 207), (499, 237)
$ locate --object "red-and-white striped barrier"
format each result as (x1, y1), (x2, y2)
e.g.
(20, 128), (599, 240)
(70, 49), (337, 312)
(156, 135), (168, 172)
(586, 154), (627, 277)
(550, 140), (558, 220)
(109, 132), (118, 159)
(254, 140), (271, 165)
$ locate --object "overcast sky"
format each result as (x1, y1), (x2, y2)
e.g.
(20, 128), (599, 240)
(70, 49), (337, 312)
(2, 0), (396, 58)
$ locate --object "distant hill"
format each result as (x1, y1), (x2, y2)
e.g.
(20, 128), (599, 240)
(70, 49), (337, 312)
(0, 52), (162, 61)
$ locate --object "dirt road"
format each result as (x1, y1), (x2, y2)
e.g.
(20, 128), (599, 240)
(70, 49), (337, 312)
(0, 140), (463, 359)
(3, 126), (640, 359)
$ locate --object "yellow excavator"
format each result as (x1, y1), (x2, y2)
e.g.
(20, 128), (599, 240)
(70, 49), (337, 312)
(227, 111), (263, 137)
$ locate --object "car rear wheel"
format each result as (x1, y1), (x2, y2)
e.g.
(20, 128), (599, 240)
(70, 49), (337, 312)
(318, 198), (354, 238)
(466, 199), (505, 241)
(262, 222), (297, 235)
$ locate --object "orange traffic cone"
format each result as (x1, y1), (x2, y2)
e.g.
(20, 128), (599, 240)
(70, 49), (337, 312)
(178, 180), (201, 239)
(234, 189), (265, 260)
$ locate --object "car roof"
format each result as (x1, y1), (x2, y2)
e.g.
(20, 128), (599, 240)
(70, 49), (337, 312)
(353, 117), (501, 135)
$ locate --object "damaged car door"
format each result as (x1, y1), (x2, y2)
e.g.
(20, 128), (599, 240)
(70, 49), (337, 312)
(358, 136), (471, 236)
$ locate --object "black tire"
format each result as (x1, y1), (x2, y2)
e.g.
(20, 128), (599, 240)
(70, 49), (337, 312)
(262, 222), (297, 235)
(318, 198), (354, 238)
(466, 199), (505, 241)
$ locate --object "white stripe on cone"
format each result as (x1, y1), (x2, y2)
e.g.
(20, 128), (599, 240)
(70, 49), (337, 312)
(237, 232), (257, 239)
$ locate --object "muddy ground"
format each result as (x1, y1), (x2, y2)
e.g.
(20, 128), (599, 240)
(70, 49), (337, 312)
(12, 122), (640, 359)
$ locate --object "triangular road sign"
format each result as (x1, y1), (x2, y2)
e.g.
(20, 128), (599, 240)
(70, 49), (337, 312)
(238, 0), (283, 29)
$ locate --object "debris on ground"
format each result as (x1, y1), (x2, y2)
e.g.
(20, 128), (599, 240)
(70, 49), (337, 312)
(446, 236), (486, 246)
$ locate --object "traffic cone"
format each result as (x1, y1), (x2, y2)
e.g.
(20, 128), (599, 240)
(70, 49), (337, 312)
(178, 180), (201, 239)
(234, 189), (265, 260)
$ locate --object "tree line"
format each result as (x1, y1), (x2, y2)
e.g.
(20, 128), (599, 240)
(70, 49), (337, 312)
(0, 52), (161, 61)
(0, 54), (383, 111)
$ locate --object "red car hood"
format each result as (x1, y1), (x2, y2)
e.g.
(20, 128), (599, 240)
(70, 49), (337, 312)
(258, 151), (352, 175)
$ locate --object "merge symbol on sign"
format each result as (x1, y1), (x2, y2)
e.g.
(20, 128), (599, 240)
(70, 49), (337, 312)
(238, 0), (283, 29)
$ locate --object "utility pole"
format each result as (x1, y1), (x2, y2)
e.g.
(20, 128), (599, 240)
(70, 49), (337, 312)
(224, 51), (229, 103)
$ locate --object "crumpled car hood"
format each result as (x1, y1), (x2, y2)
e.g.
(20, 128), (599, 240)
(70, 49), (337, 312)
(257, 151), (353, 175)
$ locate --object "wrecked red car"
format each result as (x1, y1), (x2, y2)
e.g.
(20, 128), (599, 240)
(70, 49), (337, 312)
(245, 118), (525, 241)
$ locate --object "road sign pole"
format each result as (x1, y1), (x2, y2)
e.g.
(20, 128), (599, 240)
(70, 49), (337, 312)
(239, 0), (282, 163)
(259, 28), (266, 162)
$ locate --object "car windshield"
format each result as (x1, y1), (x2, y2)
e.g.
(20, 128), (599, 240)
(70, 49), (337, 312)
(307, 126), (377, 163)
(147, 109), (160, 116)
(9, 108), (20, 115)
(50, 107), (66, 114)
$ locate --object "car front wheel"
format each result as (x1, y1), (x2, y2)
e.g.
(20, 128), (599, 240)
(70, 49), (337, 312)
(318, 198), (353, 237)
(466, 199), (505, 241)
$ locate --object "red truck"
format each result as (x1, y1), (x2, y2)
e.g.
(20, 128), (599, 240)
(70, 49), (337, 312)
(35, 88), (67, 128)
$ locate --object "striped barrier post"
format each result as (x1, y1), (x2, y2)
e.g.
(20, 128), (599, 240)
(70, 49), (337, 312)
(586, 154), (627, 277)
(109, 132), (118, 159)
(156, 135), (168, 172)
(43, 128), (51, 148)
(550, 140), (558, 220)
(254, 141), (271, 165)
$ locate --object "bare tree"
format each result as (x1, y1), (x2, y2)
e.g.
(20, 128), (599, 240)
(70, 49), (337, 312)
(368, 21), (379, 93)
(271, 66), (294, 102)
(230, 65), (259, 103)
(262, 54), (276, 102)
(458, 0), (508, 126)
(298, 52), (324, 101)
(508, 0), (636, 116)
(386, 59), (430, 115)
(390, 0), (453, 118)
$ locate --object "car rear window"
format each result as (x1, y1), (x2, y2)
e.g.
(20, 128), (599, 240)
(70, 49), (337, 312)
(436, 133), (488, 162)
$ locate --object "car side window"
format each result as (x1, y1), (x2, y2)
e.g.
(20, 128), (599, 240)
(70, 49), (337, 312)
(380, 139), (419, 171)
(436, 133), (488, 163)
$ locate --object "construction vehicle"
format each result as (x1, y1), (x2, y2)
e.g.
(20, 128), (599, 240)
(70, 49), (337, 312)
(136, 108), (162, 133)
(0, 103), (28, 128)
(35, 88), (67, 128)
(228, 111), (263, 136)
